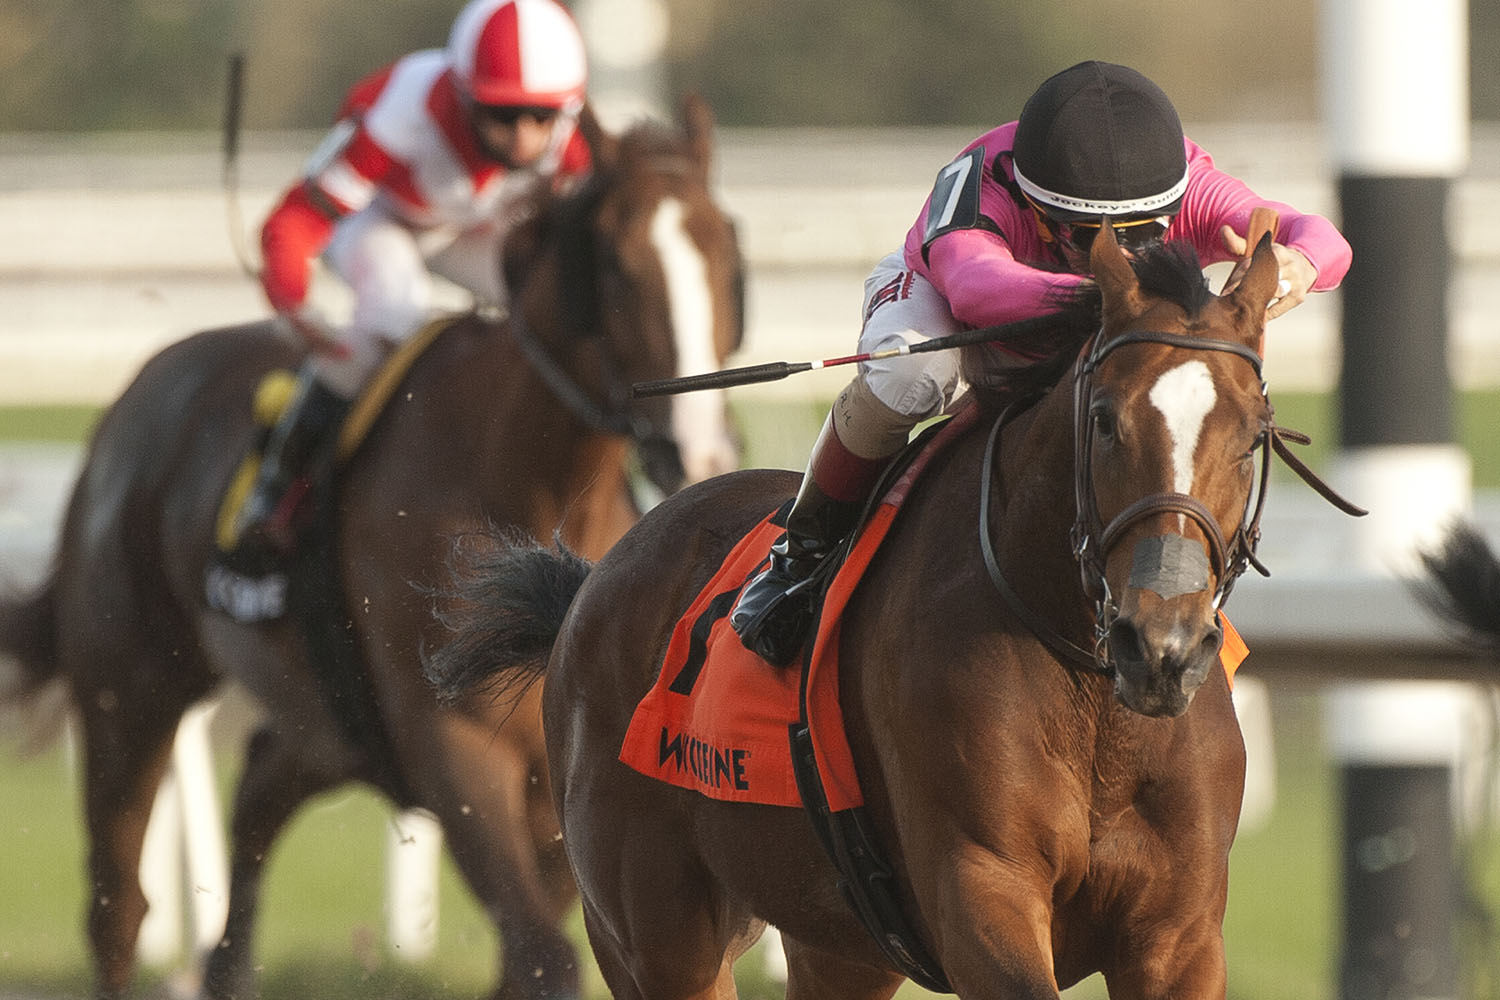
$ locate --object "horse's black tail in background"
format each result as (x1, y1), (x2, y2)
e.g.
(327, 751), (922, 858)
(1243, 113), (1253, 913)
(0, 577), (58, 701)
(1416, 520), (1500, 657)
(423, 526), (592, 706)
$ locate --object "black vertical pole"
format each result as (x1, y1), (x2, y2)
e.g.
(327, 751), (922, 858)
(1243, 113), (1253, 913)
(1336, 175), (1453, 448)
(1339, 765), (1458, 999)
(1321, 1), (1470, 998)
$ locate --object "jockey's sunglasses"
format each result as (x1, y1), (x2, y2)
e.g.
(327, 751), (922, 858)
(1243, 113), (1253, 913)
(475, 104), (561, 127)
(1027, 197), (1172, 254)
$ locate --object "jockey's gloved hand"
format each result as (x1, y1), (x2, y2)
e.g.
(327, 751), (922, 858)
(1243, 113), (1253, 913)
(1218, 225), (1315, 320)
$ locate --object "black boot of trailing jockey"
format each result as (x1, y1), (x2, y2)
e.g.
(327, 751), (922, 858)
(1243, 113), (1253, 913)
(234, 364), (352, 554)
(730, 418), (886, 666)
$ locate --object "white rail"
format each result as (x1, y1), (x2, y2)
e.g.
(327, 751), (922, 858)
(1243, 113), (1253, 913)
(1, 125), (1497, 405)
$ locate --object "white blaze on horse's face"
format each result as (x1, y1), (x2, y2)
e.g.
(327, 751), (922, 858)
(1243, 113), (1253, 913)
(649, 196), (738, 483)
(1148, 360), (1217, 497)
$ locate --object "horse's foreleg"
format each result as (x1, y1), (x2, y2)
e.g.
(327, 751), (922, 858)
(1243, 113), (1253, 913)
(576, 891), (745, 1000)
(422, 719), (579, 1000)
(780, 935), (905, 1000)
(1101, 915), (1228, 999)
(200, 724), (354, 1000)
(924, 855), (1067, 1000)
(77, 692), (183, 1000)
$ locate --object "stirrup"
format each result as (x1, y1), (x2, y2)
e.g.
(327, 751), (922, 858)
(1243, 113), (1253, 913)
(731, 561), (823, 666)
(232, 475), (311, 557)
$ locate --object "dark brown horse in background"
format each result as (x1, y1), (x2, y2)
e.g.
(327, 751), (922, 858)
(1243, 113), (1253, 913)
(427, 225), (1362, 998)
(0, 97), (744, 1000)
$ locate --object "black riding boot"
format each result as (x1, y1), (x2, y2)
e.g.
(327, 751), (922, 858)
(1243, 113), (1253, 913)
(732, 405), (895, 665)
(730, 477), (862, 666)
(234, 365), (352, 553)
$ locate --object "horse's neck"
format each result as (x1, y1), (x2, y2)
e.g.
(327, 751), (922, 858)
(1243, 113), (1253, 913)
(988, 387), (1092, 631)
(505, 278), (638, 542)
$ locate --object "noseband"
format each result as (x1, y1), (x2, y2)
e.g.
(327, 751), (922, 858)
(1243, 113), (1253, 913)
(982, 326), (1365, 676)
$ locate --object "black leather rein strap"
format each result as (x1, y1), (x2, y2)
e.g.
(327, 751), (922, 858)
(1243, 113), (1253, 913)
(978, 400), (1108, 675)
(506, 304), (651, 441)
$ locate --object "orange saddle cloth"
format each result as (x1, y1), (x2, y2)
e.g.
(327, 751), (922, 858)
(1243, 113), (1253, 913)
(617, 408), (1249, 810)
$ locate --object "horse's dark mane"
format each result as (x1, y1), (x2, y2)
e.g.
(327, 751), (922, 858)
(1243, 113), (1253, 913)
(1134, 240), (1213, 317)
(958, 280), (1099, 412)
(958, 239), (1210, 412)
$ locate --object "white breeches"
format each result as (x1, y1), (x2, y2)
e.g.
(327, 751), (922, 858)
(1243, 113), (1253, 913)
(310, 206), (507, 396)
(832, 250), (965, 459)
(856, 250), (965, 419)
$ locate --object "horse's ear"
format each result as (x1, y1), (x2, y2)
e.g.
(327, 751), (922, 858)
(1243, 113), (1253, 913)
(577, 102), (619, 172)
(1226, 232), (1280, 334)
(679, 93), (715, 179)
(1089, 218), (1143, 317)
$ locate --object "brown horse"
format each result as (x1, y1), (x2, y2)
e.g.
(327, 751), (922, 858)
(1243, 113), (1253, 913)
(0, 97), (744, 1000)
(426, 224), (1363, 998)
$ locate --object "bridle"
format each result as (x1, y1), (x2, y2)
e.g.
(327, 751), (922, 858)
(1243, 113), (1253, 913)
(506, 301), (654, 440)
(982, 325), (1366, 676)
(503, 157), (717, 462)
(1069, 328), (1271, 671)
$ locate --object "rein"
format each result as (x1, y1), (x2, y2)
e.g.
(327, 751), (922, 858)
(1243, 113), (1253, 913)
(982, 327), (1366, 676)
(979, 397), (1105, 674)
(505, 303), (653, 441)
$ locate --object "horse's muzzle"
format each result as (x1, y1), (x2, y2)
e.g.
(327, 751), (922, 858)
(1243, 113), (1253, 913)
(1108, 609), (1223, 718)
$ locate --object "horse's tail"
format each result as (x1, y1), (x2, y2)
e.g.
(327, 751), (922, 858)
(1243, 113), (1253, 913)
(424, 527), (592, 706)
(1417, 520), (1500, 656)
(0, 576), (60, 703)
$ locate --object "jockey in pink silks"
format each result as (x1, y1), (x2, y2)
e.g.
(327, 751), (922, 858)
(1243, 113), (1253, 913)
(732, 60), (1353, 666)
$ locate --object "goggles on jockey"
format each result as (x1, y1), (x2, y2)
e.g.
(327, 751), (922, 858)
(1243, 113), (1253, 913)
(1028, 197), (1173, 254)
(473, 103), (562, 127)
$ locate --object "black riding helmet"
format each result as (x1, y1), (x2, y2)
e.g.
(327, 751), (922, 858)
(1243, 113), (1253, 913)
(1012, 61), (1187, 230)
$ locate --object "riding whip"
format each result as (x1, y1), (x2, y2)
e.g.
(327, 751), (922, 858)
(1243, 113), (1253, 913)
(629, 318), (1057, 398)
(630, 210), (1287, 399)
(222, 51), (260, 280)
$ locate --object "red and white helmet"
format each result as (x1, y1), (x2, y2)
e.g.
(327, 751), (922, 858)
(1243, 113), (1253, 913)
(447, 0), (587, 109)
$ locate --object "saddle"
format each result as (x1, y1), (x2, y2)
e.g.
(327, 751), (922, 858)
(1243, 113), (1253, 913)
(617, 410), (974, 811)
(206, 315), (456, 623)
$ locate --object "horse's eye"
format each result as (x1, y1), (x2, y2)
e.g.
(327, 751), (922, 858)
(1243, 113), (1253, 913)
(1091, 406), (1116, 442)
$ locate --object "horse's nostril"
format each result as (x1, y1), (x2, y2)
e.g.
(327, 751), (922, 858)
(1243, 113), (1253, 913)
(1199, 626), (1224, 661)
(1110, 620), (1144, 664)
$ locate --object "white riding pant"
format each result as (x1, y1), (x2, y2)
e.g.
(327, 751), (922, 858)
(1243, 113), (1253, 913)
(832, 250), (965, 459)
(309, 205), (507, 397)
